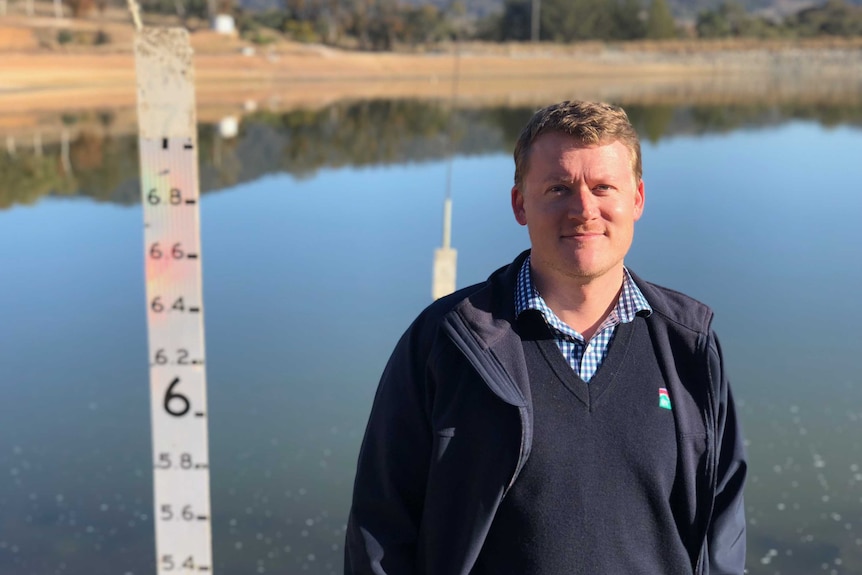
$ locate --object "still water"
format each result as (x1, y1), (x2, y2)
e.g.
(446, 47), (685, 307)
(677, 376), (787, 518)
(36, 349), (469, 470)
(1, 100), (861, 575)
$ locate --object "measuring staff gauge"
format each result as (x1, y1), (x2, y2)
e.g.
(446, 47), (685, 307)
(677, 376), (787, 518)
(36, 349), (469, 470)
(135, 28), (214, 574)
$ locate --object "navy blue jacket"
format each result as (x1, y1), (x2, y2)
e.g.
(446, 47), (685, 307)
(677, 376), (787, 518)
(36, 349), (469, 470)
(345, 250), (747, 574)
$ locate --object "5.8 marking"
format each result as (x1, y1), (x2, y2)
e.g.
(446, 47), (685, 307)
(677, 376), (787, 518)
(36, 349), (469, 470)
(155, 452), (208, 470)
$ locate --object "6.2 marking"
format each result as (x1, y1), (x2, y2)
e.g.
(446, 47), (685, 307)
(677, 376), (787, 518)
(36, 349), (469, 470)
(152, 348), (203, 367)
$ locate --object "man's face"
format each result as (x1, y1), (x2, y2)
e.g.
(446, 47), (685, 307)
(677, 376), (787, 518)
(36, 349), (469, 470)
(511, 131), (644, 285)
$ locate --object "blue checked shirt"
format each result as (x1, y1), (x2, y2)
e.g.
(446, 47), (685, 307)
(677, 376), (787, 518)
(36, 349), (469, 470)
(515, 255), (652, 382)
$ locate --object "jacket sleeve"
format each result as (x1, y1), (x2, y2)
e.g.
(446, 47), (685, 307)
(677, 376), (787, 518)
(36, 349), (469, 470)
(344, 322), (433, 575)
(705, 330), (748, 575)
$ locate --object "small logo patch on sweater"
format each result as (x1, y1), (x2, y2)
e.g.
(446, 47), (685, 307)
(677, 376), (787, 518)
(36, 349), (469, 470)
(658, 388), (672, 410)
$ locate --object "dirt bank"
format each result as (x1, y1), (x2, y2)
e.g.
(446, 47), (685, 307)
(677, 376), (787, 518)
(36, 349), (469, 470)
(4, 8), (862, 133)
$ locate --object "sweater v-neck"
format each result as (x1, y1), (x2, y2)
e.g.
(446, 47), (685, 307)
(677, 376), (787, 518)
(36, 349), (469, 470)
(532, 318), (638, 411)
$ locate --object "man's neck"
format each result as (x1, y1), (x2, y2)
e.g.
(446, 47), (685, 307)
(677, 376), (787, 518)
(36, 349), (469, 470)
(531, 264), (625, 342)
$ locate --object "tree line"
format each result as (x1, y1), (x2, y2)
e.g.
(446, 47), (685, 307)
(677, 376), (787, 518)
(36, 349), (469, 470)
(485, 0), (862, 41)
(696, 0), (862, 39)
(59, 0), (862, 47)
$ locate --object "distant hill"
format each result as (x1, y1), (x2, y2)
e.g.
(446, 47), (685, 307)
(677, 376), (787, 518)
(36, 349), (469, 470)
(236, 0), (862, 22)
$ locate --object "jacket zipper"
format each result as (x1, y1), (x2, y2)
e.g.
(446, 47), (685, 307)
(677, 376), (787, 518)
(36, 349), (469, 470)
(694, 334), (719, 575)
(443, 312), (528, 496)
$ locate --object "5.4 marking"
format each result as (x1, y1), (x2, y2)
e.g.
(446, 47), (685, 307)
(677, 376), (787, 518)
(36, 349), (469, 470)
(160, 554), (209, 572)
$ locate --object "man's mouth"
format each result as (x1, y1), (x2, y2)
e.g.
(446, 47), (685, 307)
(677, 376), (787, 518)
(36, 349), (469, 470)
(563, 230), (604, 239)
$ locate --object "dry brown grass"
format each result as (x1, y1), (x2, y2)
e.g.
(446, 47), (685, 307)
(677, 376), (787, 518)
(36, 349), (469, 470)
(3, 3), (862, 135)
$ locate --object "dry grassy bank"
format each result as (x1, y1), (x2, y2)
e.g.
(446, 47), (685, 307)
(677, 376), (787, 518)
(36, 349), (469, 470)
(3, 6), (862, 135)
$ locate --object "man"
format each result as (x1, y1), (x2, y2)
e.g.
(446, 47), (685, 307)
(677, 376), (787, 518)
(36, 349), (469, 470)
(345, 100), (746, 575)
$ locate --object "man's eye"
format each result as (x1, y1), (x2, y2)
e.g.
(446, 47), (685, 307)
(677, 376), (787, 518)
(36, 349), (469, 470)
(593, 185), (613, 193)
(548, 185), (568, 194)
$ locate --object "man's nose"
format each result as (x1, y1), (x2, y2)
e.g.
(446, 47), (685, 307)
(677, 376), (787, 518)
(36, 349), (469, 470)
(567, 186), (598, 221)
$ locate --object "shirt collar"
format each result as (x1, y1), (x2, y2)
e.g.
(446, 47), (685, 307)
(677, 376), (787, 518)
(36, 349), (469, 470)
(514, 254), (652, 333)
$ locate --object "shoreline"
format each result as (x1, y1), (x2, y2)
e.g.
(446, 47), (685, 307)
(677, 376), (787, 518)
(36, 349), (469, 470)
(3, 48), (862, 103)
(3, 31), (862, 135)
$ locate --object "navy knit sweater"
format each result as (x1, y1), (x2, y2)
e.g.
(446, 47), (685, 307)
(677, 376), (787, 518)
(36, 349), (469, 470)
(473, 311), (693, 575)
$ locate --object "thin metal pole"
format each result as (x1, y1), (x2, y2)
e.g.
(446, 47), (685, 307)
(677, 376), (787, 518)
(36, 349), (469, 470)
(126, 0), (142, 30)
(531, 0), (541, 42)
(60, 129), (72, 175)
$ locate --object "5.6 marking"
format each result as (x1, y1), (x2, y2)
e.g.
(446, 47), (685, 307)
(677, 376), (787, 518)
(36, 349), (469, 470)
(159, 504), (209, 522)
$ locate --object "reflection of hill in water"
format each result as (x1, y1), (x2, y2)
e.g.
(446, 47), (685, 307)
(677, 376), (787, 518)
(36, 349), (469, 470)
(2, 98), (862, 210)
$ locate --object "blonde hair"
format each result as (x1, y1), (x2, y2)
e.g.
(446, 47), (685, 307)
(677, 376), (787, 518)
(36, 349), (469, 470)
(513, 100), (642, 187)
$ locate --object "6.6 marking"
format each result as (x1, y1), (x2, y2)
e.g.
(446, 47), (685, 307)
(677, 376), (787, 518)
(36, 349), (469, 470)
(150, 243), (198, 260)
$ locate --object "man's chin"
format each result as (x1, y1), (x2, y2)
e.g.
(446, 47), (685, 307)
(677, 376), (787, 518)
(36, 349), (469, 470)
(554, 259), (620, 282)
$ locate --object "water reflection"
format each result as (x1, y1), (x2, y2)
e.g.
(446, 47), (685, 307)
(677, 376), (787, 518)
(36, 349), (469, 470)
(432, 195), (457, 300)
(4, 97), (862, 210)
(0, 98), (861, 575)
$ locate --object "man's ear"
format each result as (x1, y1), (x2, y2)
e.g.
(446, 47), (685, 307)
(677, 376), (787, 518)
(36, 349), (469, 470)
(512, 185), (527, 226)
(633, 179), (645, 221)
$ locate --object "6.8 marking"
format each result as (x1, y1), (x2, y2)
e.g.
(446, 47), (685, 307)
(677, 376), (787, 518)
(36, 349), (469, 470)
(147, 188), (189, 206)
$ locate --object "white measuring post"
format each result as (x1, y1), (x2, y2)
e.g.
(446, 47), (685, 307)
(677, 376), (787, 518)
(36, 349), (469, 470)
(134, 28), (214, 575)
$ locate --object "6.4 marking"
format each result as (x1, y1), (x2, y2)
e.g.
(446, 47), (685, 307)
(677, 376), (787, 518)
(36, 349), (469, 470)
(150, 297), (201, 314)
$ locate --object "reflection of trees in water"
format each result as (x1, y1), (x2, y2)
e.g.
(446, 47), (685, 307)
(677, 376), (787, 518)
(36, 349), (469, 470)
(3, 98), (862, 210)
(0, 153), (74, 209)
(628, 101), (862, 138)
(0, 129), (138, 209)
(276, 100), (453, 175)
(626, 105), (676, 144)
